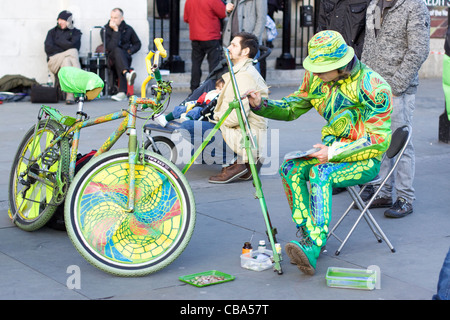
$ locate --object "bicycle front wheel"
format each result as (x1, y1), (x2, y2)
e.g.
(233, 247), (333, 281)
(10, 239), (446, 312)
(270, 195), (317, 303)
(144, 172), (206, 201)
(8, 119), (70, 231)
(65, 149), (196, 276)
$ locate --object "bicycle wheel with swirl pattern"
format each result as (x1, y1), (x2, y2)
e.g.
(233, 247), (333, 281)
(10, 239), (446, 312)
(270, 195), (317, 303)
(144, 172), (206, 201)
(64, 148), (195, 276)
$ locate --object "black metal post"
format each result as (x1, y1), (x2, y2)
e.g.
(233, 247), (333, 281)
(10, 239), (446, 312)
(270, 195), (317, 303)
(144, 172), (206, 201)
(162, 0), (185, 73)
(276, 0), (295, 69)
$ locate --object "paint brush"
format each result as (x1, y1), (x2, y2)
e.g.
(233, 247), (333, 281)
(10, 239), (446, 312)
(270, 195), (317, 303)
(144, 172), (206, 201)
(240, 86), (271, 99)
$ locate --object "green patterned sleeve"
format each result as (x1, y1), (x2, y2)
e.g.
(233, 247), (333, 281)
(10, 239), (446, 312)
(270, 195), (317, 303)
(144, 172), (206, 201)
(327, 71), (392, 162)
(251, 72), (314, 120)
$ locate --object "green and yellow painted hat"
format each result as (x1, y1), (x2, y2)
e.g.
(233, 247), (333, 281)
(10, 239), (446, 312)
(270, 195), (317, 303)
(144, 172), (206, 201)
(303, 30), (355, 73)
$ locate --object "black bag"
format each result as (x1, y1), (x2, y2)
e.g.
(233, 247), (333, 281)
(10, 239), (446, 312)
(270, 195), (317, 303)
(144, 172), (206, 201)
(30, 85), (59, 103)
(46, 150), (97, 231)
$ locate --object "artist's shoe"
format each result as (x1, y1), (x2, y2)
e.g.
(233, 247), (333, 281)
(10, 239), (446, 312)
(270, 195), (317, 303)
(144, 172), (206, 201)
(239, 158), (264, 181)
(208, 163), (248, 184)
(285, 240), (321, 275)
(384, 197), (413, 218)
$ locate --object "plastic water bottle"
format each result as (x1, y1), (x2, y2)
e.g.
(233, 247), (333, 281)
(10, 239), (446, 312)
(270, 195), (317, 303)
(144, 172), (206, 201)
(258, 240), (266, 252)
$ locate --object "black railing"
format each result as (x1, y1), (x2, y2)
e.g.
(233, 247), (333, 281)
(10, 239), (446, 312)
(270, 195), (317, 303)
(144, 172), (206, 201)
(149, 0), (317, 72)
(150, 0), (185, 73)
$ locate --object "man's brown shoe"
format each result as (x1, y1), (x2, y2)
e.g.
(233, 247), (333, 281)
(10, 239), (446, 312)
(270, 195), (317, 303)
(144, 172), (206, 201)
(239, 158), (264, 181)
(209, 163), (248, 184)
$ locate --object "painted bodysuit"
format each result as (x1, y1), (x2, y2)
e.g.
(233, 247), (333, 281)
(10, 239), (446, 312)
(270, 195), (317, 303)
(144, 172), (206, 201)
(252, 57), (392, 247)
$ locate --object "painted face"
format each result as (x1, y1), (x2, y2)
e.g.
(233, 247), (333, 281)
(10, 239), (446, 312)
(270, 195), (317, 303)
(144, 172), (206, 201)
(313, 69), (340, 82)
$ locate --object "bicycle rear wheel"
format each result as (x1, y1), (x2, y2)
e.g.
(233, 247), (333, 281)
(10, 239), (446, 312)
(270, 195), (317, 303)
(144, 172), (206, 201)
(144, 136), (177, 163)
(8, 119), (70, 231)
(65, 149), (196, 276)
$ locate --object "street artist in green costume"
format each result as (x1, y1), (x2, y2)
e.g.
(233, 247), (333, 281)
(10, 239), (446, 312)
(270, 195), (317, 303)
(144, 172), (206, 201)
(246, 30), (392, 275)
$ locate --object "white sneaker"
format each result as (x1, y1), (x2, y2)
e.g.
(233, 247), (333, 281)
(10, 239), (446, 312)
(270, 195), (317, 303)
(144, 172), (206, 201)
(126, 70), (136, 86)
(155, 115), (168, 127)
(111, 92), (127, 101)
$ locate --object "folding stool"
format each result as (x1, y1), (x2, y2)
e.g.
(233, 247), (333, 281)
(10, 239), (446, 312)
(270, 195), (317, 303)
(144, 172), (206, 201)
(328, 125), (412, 255)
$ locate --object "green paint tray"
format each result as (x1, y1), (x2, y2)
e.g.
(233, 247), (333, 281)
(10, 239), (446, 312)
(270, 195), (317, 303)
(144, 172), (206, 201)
(326, 267), (378, 290)
(179, 270), (235, 287)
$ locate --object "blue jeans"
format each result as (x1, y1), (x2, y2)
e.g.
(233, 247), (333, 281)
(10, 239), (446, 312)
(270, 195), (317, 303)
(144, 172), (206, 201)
(377, 94), (416, 203)
(172, 105), (203, 120)
(433, 247), (450, 300)
(178, 120), (236, 165)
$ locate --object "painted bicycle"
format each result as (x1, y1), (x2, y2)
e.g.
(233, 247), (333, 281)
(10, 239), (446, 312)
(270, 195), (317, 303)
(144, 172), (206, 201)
(8, 39), (196, 276)
(8, 38), (283, 276)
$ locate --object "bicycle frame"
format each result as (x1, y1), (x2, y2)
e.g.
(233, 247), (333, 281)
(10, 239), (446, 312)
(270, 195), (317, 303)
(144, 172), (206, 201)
(26, 38), (172, 213)
(35, 94), (157, 211)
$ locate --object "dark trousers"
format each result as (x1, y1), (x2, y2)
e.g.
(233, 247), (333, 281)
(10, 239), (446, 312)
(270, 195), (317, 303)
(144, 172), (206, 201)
(109, 47), (132, 92)
(190, 40), (222, 92)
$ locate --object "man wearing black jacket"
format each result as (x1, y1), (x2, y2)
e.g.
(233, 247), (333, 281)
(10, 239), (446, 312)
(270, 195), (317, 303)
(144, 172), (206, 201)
(44, 10), (82, 104)
(317, 0), (370, 59)
(103, 8), (141, 101)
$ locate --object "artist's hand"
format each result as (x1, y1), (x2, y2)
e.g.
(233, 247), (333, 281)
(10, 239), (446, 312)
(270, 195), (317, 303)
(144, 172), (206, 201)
(310, 144), (329, 164)
(244, 89), (262, 109)
(226, 3), (234, 13)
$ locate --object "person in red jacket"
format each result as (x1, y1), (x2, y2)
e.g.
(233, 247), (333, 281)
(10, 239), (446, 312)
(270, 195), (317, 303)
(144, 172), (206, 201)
(184, 0), (232, 93)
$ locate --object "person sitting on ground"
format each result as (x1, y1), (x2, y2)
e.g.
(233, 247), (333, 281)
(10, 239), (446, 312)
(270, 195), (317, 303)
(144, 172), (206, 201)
(156, 78), (225, 126)
(247, 30), (392, 275)
(44, 10), (82, 104)
(103, 7), (141, 101)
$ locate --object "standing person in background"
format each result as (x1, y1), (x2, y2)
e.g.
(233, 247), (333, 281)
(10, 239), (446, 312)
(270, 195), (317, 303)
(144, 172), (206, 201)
(184, 0), (231, 93)
(266, 0), (283, 48)
(361, 0), (430, 218)
(103, 8), (141, 101)
(44, 10), (82, 104)
(222, 0), (267, 47)
(222, 0), (267, 75)
(317, 0), (370, 59)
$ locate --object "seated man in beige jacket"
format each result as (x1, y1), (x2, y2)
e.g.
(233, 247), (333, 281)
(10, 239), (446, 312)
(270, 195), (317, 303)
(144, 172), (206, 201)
(178, 31), (268, 184)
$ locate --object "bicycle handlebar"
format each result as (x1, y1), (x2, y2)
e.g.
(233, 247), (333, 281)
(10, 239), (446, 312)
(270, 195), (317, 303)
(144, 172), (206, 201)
(141, 38), (169, 98)
(154, 38), (167, 59)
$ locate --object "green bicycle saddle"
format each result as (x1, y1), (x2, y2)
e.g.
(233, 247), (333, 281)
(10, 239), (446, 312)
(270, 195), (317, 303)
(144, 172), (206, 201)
(58, 66), (104, 100)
